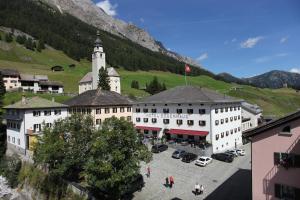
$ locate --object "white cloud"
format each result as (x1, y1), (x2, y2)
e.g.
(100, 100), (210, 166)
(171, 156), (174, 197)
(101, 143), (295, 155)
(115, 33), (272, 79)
(231, 38), (237, 42)
(240, 36), (263, 48)
(280, 36), (289, 44)
(140, 18), (145, 23)
(96, 0), (118, 16)
(196, 53), (208, 62)
(254, 53), (288, 63)
(290, 68), (300, 74)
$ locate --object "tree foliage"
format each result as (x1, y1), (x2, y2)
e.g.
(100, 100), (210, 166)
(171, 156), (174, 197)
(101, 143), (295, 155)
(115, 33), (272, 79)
(84, 117), (152, 199)
(131, 80), (139, 89)
(145, 77), (167, 95)
(4, 33), (13, 43)
(98, 68), (110, 91)
(37, 39), (45, 52)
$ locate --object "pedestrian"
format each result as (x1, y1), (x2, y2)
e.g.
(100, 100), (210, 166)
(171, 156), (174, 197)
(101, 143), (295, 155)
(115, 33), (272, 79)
(147, 166), (151, 178)
(165, 177), (169, 187)
(194, 182), (200, 195)
(200, 184), (204, 194)
(169, 176), (174, 188)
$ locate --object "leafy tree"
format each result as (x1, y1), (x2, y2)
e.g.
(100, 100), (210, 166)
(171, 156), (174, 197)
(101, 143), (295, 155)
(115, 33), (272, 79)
(98, 67), (110, 90)
(25, 37), (35, 50)
(0, 156), (22, 188)
(145, 77), (167, 95)
(4, 33), (13, 43)
(37, 39), (45, 52)
(34, 114), (94, 180)
(84, 117), (152, 199)
(16, 35), (26, 44)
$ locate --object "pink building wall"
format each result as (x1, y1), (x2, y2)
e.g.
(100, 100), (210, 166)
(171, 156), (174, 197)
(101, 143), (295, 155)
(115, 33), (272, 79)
(252, 118), (300, 200)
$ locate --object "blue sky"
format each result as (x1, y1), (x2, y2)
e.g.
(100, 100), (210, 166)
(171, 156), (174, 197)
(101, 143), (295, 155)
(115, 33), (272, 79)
(93, 0), (300, 78)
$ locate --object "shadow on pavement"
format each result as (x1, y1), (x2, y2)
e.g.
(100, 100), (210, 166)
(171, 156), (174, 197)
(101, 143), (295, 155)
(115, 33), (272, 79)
(204, 168), (251, 200)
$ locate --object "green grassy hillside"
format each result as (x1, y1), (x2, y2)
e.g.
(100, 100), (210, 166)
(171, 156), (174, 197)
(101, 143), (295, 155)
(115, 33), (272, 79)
(1, 32), (300, 117)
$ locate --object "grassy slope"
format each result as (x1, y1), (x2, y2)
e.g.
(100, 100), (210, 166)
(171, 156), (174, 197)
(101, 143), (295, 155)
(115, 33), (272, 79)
(1, 32), (300, 117)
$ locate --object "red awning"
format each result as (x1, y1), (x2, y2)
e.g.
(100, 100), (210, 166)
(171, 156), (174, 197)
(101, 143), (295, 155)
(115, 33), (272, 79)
(135, 126), (161, 131)
(167, 129), (208, 136)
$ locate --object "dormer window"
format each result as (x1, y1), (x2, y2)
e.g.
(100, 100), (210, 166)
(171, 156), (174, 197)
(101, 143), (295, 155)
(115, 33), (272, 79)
(280, 125), (292, 136)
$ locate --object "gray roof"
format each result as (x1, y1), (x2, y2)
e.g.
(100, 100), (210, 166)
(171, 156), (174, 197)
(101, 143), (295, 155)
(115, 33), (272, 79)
(107, 67), (120, 77)
(0, 69), (20, 76)
(79, 67), (119, 83)
(138, 85), (242, 104)
(64, 89), (132, 107)
(39, 81), (63, 87)
(242, 102), (262, 115)
(20, 74), (48, 82)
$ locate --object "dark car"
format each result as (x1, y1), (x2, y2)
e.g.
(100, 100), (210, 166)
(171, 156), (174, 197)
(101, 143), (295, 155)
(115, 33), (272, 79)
(211, 153), (234, 163)
(151, 144), (168, 153)
(172, 149), (186, 159)
(181, 152), (198, 163)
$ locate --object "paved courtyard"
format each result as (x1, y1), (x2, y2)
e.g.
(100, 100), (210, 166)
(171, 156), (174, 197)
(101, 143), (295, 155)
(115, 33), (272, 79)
(132, 143), (251, 200)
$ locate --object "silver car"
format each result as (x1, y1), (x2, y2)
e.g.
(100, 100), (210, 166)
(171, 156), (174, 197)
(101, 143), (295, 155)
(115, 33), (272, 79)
(172, 149), (186, 159)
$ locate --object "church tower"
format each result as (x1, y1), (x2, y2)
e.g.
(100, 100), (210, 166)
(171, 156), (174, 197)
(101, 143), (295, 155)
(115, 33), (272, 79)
(92, 31), (106, 90)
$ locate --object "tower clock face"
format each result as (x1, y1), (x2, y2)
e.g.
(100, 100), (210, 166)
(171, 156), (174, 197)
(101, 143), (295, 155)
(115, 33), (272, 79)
(115, 80), (118, 83)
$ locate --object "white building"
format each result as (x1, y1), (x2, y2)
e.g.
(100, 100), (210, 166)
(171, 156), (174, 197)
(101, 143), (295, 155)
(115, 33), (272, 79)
(4, 96), (68, 156)
(241, 102), (263, 132)
(79, 31), (121, 94)
(133, 86), (243, 154)
(0, 69), (21, 91)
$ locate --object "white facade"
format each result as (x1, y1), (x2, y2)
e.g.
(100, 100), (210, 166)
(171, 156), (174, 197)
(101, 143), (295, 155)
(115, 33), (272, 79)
(3, 76), (21, 91)
(79, 82), (92, 94)
(92, 45), (106, 90)
(109, 76), (121, 94)
(241, 106), (262, 132)
(133, 102), (242, 154)
(5, 104), (68, 155)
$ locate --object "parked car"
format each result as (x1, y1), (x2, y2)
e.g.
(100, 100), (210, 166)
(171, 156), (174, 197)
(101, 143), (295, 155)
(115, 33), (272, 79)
(182, 152), (198, 163)
(211, 153), (234, 163)
(226, 150), (239, 157)
(172, 149), (186, 159)
(181, 141), (189, 146)
(151, 144), (168, 153)
(236, 149), (246, 156)
(195, 156), (213, 167)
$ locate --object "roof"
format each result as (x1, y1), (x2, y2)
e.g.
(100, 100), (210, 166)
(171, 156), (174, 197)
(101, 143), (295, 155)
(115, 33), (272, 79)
(20, 74), (48, 82)
(107, 67), (120, 77)
(39, 81), (63, 87)
(79, 72), (92, 83)
(244, 110), (300, 138)
(138, 85), (242, 104)
(64, 89), (132, 107)
(242, 102), (262, 115)
(0, 69), (20, 76)
(94, 31), (103, 47)
(4, 96), (68, 109)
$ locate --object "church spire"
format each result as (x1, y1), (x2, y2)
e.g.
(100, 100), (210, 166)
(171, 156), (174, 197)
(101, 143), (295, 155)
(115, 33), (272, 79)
(94, 30), (103, 47)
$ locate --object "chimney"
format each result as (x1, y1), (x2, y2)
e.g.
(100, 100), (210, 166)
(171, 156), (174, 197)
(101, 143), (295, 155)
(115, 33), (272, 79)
(52, 97), (55, 102)
(21, 95), (26, 105)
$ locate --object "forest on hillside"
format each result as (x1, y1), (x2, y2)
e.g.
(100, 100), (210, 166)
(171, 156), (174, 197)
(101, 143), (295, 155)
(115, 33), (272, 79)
(0, 0), (218, 78)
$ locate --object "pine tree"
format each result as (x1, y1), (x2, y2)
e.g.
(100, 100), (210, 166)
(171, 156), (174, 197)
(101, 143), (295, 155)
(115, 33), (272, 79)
(25, 38), (34, 50)
(5, 33), (13, 43)
(37, 39), (45, 52)
(98, 68), (110, 90)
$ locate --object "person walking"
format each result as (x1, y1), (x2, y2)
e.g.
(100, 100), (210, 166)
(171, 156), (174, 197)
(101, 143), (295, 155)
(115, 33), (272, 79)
(194, 183), (200, 195)
(169, 176), (174, 188)
(147, 166), (151, 178)
(200, 184), (204, 194)
(165, 177), (169, 187)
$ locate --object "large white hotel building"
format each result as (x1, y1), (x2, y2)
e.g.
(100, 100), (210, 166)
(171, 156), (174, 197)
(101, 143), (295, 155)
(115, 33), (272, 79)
(133, 86), (243, 153)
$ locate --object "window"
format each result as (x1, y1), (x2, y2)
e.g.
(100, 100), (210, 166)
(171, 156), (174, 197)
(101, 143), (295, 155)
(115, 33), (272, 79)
(177, 109), (182, 114)
(177, 119), (183, 125)
(87, 108), (91, 114)
(136, 118), (141, 122)
(215, 109), (219, 114)
(238, 127), (241, 131)
(96, 119), (101, 125)
(143, 118), (148, 123)
(12, 137), (15, 144)
(199, 109), (206, 114)
(230, 107), (233, 111)
(275, 184), (300, 199)
(221, 108), (224, 113)
(163, 119), (170, 124)
(199, 120), (206, 126)
(17, 139), (20, 145)
(143, 108), (148, 113)
(120, 107), (125, 113)
(238, 106), (241, 110)
(187, 120), (194, 126)
(33, 111), (41, 116)
(113, 108), (118, 113)
(136, 108), (140, 113)
(7, 136), (10, 142)
(225, 107), (228, 112)
(281, 126), (291, 134)
(33, 124), (41, 133)
(274, 152), (300, 168)
(234, 128), (237, 133)
(221, 119), (224, 124)
(152, 118), (157, 123)
(151, 109), (157, 113)
(46, 123), (52, 128)
(226, 131), (229, 136)
(225, 118), (228, 123)
(44, 110), (51, 116)
(163, 108), (169, 113)
(231, 130), (233, 134)
(221, 132), (224, 138)
(238, 115), (240, 120)
(127, 116), (132, 121)
(234, 107), (237, 111)
(54, 110), (61, 115)
(105, 108), (110, 114)
(187, 109), (193, 114)
(127, 107), (132, 112)
(215, 120), (219, 126)
(215, 134), (219, 140)
(234, 116), (237, 120)
(230, 117), (233, 121)
(144, 130), (149, 134)
(96, 108), (101, 114)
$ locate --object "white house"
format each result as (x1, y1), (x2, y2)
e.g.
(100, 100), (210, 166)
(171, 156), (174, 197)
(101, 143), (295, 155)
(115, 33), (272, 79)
(79, 31), (121, 94)
(241, 102), (263, 132)
(133, 85), (243, 153)
(4, 96), (68, 156)
(0, 69), (21, 91)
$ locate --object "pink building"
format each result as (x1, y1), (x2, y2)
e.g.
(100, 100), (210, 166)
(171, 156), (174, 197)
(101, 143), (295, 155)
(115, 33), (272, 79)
(245, 111), (300, 200)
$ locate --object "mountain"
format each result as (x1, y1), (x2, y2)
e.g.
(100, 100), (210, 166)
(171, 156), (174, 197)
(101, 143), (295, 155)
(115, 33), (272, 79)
(217, 72), (246, 85)
(243, 70), (300, 89)
(39, 0), (200, 67)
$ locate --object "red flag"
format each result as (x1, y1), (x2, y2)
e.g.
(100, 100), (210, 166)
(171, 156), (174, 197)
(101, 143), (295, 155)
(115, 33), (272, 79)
(185, 64), (191, 73)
